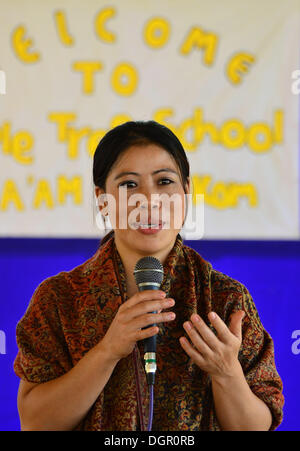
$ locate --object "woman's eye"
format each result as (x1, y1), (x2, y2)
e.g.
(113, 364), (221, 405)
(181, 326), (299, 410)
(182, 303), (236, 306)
(158, 178), (174, 185)
(118, 179), (174, 188)
(119, 180), (137, 188)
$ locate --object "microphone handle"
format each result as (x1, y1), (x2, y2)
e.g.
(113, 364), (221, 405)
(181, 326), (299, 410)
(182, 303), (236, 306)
(138, 284), (160, 354)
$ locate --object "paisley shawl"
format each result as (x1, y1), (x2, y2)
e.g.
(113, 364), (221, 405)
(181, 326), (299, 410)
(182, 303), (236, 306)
(14, 231), (284, 430)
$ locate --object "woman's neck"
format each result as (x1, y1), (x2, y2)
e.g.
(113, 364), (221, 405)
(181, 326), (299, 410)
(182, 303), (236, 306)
(114, 235), (176, 298)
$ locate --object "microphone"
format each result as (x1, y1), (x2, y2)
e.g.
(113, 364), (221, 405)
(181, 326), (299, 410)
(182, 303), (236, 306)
(133, 256), (164, 385)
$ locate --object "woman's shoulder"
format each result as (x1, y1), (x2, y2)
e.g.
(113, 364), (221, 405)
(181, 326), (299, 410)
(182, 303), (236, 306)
(29, 246), (104, 307)
(182, 243), (257, 323)
(182, 242), (247, 294)
(210, 267), (248, 295)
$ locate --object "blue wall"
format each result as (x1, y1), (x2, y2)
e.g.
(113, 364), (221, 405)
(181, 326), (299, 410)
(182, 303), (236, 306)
(0, 238), (299, 431)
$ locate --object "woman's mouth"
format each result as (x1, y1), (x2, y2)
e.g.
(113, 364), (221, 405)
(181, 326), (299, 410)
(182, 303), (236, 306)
(130, 221), (166, 234)
(140, 222), (162, 229)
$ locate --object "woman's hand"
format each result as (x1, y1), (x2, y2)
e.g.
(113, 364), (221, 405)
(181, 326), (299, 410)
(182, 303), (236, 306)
(179, 311), (245, 380)
(100, 290), (176, 362)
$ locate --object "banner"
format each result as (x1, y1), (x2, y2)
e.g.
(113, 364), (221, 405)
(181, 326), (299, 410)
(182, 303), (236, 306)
(0, 0), (299, 238)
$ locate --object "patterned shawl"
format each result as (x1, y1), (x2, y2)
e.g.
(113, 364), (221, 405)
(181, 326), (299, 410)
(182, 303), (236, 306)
(14, 231), (284, 430)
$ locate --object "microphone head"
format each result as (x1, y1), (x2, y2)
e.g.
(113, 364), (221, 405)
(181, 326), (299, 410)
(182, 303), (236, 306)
(133, 256), (164, 288)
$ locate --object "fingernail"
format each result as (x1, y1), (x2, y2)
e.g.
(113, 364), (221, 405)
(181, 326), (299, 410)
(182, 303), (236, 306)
(210, 312), (216, 320)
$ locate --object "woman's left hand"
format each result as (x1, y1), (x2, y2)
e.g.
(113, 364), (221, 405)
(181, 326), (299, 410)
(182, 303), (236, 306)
(179, 311), (245, 380)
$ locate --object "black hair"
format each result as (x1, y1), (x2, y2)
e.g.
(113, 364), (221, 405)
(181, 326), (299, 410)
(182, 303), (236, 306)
(93, 120), (190, 192)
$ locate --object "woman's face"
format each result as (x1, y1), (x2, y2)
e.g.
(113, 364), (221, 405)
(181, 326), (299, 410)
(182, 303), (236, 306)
(95, 143), (190, 256)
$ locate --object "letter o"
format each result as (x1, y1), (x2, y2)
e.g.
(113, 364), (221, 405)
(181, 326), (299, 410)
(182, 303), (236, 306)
(221, 119), (245, 149)
(144, 18), (170, 48)
(111, 62), (138, 96)
(247, 123), (272, 153)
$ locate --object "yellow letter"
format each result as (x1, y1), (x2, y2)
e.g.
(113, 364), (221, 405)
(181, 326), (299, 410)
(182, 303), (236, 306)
(72, 61), (103, 94)
(194, 108), (219, 146)
(221, 119), (245, 149)
(180, 27), (218, 66)
(153, 108), (178, 137)
(54, 10), (74, 46)
(111, 63), (138, 96)
(247, 123), (272, 153)
(232, 183), (258, 207)
(95, 7), (116, 43)
(87, 129), (107, 158)
(110, 113), (132, 129)
(273, 110), (283, 144)
(48, 112), (77, 142)
(12, 131), (34, 164)
(177, 117), (198, 152)
(0, 180), (24, 211)
(210, 182), (230, 209)
(191, 174), (212, 205)
(33, 179), (55, 209)
(11, 25), (40, 64)
(66, 127), (90, 159)
(143, 17), (170, 49)
(57, 175), (82, 205)
(226, 52), (255, 85)
(0, 122), (12, 154)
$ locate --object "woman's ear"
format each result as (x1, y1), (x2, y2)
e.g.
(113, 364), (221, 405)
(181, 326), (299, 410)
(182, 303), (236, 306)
(95, 186), (104, 199)
(185, 177), (191, 195)
(95, 186), (108, 216)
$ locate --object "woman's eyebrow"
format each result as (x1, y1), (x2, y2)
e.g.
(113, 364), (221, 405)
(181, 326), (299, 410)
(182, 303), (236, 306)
(114, 168), (178, 180)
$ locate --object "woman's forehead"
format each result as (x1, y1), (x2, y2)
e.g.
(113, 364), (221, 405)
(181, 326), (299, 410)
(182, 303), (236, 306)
(110, 144), (179, 173)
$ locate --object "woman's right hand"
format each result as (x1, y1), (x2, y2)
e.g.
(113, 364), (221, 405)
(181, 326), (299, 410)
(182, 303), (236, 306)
(99, 290), (176, 362)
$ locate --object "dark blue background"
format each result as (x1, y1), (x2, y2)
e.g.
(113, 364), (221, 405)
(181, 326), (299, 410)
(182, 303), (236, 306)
(0, 237), (299, 431)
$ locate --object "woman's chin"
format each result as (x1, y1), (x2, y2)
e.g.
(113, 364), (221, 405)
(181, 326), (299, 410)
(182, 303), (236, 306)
(114, 225), (179, 251)
(125, 228), (176, 254)
(143, 232), (179, 251)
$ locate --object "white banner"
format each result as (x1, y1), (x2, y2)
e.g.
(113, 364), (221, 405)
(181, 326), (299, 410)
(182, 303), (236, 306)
(0, 0), (299, 239)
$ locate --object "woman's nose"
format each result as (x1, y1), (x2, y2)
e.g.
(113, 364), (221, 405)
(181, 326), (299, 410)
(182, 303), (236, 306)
(139, 189), (161, 208)
(137, 191), (161, 221)
(139, 196), (160, 209)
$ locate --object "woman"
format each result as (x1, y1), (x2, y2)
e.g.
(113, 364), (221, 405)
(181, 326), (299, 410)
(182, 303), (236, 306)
(14, 120), (284, 431)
